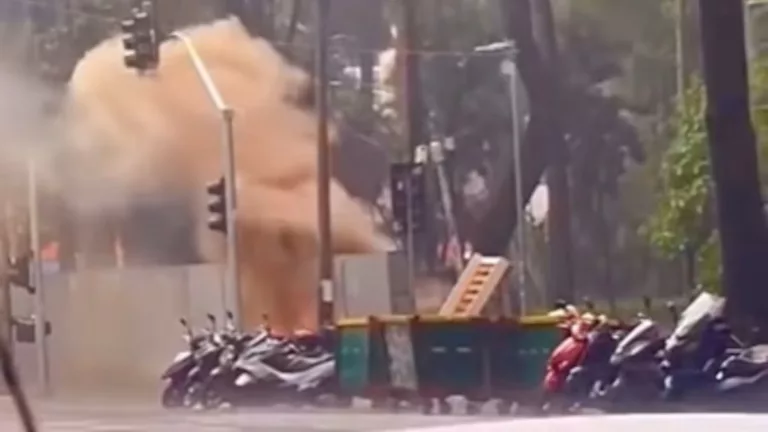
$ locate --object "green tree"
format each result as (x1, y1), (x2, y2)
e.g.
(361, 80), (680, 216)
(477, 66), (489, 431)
(644, 63), (768, 292)
(643, 77), (715, 289)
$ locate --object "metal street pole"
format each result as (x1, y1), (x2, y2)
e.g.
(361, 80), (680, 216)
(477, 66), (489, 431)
(675, 0), (686, 98)
(500, 44), (527, 316)
(473, 40), (527, 314)
(315, 0), (334, 327)
(429, 140), (462, 275)
(746, 0), (768, 61)
(28, 159), (49, 395)
(170, 31), (242, 328)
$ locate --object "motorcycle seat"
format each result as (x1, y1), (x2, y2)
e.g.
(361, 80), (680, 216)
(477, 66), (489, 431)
(267, 352), (333, 373)
(737, 345), (768, 365)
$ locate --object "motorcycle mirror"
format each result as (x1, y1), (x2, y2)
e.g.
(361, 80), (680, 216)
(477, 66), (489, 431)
(179, 317), (188, 328)
(642, 295), (652, 314)
(582, 297), (595, 312)
(553, 299), (567, 310)
(226, 310), (234, 320)
(666, 301), (679, 323)
(206, 313), (217, 332)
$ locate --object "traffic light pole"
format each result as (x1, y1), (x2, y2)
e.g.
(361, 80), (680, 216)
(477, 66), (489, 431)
(405, 166), (415, 300)
(170, 31), (242, 329)
(28, 160), (49, 395)
(221, 108), (240, 329)
(316, 0), (334, 328)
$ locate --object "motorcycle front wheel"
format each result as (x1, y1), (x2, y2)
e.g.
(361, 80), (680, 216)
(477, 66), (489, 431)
(161, 382), (186, 409)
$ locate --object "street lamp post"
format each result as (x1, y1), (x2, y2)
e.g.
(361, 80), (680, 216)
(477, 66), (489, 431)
(474, 41), (527, 315)
(170, 31), (242, 328)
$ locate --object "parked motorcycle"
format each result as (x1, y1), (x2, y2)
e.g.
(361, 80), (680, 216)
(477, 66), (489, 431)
(600, 313), (666, 406)
(660, 293), (731, 401)
(181, 314), (230, 407)
(184, 312), (259, 408)
(715, 344), (768, 394)
(563, 318), (622, 403)
(160, 317), (207, 408)
(540, 304), (607, 413)
(231, 333), (337, 406)
(195, 314), (278, 409)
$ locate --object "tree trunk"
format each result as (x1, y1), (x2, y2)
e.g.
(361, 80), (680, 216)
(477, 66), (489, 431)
(698, 0), (768, 328)
(531, 0), (575, 301)
(472, 0), (557, 259)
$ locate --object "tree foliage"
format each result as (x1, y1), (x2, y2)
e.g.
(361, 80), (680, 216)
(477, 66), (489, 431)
(644, 78), (710, 255)
(644, 63), (768, 292)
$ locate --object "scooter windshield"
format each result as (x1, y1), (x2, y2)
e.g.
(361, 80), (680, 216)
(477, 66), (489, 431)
(665, 292), (725, 351)
(612, 319), (658, 364)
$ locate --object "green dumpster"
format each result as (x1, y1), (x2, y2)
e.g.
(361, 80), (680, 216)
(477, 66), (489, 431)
(335, 316), (414, 399)
(410, 316), (491, 399)
(489, 315), (562, 398)
(336, 317), (386, 398)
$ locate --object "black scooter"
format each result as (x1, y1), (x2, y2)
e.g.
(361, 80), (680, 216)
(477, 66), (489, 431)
(600, 315), (666, 407)
(160, 318), (206, 408)
(195, 312), (269, 409)
(183, 314), (235, 408)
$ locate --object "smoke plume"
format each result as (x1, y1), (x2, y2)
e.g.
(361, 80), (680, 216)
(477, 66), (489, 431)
(65, 19), (388, 333)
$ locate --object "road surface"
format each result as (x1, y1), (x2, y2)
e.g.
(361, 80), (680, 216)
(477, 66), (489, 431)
(2, 399), (768, 431)
(0, 400), (477, 431)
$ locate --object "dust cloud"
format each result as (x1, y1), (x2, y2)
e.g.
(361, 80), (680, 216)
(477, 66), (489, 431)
(65, 18), (388, 333)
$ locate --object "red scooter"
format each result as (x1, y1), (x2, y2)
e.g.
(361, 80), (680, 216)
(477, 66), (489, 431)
(544, 315), (593, 393)
(541, 306), (603, 412)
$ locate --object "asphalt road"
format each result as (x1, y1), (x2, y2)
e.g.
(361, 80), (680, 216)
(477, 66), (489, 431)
(0, 400), (478, 432)
(2, 399), (768, 431)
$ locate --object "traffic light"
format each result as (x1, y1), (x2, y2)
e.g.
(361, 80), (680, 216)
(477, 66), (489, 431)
(206, 176), (227, 234)
(121, 4), (158, 71)
(409, 164), (426, 232)
(7, 254), (34, 294)
(390, 163), (409, 233)
(389, 162), (427, 234)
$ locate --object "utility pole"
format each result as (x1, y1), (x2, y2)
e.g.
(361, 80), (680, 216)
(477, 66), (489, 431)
(401, 0), (425, 282)
(315, 0), (334, 327)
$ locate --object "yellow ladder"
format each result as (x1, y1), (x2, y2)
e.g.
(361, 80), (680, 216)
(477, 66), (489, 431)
(438, 254), (511, 317)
